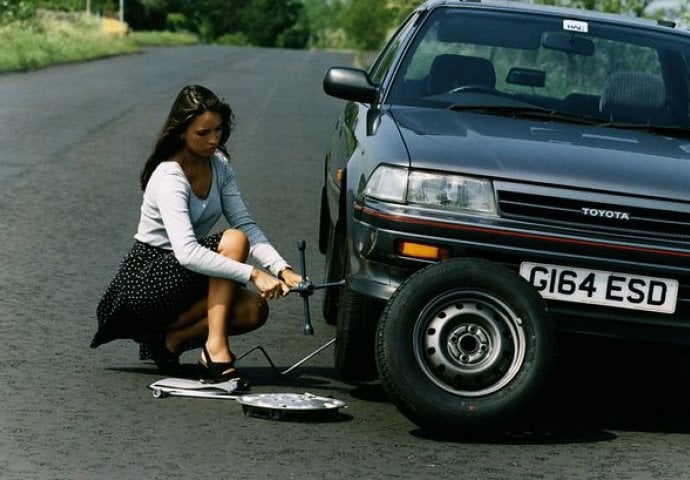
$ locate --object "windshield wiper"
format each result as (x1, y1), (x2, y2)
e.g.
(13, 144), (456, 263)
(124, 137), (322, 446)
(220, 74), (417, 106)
(599, 122), (690, 139)
(448, 103), (690, 138)
(447, 104), (602, 125)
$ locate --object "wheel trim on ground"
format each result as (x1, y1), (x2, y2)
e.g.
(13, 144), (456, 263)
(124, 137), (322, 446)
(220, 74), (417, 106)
(413, 289), (526, 398)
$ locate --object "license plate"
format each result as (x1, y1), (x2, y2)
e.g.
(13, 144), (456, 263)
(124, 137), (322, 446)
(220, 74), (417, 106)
(519, 262), (678, 314)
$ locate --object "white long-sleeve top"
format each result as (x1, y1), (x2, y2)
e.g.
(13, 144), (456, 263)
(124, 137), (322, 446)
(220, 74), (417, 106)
(134, 153), (289, 283)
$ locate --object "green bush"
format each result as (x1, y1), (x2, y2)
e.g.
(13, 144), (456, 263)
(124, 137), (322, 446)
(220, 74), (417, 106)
(0, 11), (137, 71)
(130, 30), (198, 47)
(166, 12), (189, 33)
(216, 32), (252, 47)
(0, 0), (36, 23)
(0, 10), (199, 73)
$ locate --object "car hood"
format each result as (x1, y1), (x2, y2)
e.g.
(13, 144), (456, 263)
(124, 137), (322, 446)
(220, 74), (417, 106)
(390, 106), (690, 202)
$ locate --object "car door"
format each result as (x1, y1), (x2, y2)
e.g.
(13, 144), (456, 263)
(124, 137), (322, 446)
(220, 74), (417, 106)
(324, 10), (422, 226)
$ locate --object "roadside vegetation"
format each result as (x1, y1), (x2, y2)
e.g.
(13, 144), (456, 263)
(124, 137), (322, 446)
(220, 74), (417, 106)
(0, 0), (687, 74)
(0, 5), (197, 72)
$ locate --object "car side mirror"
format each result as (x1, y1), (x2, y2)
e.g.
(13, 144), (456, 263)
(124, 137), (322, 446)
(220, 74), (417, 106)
(323, 67), (378, 104)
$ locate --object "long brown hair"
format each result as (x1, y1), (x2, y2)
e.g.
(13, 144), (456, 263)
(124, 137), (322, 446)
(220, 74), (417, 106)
(140, 85), (234, 190)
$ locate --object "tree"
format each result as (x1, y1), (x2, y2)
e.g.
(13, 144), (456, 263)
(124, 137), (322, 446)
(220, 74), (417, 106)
(532, 0), (653, 16)
(125, 0), (168, 30)
(302, 0), (347, 48)
(0, 0), (36, 23)
(341, 0), (394, 50)
(390, 0), (419, 23)
(162, 0), (306, 46)
(234, 0), (306, 47)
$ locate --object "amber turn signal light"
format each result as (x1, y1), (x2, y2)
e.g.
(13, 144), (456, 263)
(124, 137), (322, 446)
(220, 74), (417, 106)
(397, 241), (450, 261)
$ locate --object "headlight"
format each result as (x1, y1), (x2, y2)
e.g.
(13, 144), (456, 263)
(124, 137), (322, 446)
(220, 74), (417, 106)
(408, 170), (496, 214)
(364, 165), (497, 215)
(363, 165), (409, 203)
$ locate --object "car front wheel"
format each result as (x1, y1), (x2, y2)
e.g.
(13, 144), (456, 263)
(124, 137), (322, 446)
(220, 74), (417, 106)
(335, 285), (383, 382)
(376, 258), (554, 433)
(322, 221), (344, 326)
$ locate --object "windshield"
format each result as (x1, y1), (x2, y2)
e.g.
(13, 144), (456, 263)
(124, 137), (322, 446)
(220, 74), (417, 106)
(387, 7), (690, 129)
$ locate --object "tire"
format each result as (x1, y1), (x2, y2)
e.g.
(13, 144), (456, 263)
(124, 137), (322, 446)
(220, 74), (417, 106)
(321, 222), (344, 326)
(335, 286), (383, 382)
(318, 186), (330, 255)
(376, 258), (554, 433)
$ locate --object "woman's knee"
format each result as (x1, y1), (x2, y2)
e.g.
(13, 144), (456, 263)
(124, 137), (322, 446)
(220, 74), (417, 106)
(231, 292), (269, 333)
(252, 296), (269, 328)
(217, 229), (249, 261)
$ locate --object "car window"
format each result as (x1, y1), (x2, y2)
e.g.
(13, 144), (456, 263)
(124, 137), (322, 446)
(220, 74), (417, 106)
(369, 11), (419, 85)
(388, 7), (690, 128)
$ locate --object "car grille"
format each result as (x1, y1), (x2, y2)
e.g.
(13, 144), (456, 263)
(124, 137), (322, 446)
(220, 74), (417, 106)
(497, 190), (690, 240)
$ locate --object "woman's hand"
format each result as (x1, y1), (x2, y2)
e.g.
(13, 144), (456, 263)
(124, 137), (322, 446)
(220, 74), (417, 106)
(279, 268), (303, 289)
(251, 268), (289, 299)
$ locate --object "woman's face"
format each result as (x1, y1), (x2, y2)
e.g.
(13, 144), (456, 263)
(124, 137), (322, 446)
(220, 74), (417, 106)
(181, 110), (223, 158)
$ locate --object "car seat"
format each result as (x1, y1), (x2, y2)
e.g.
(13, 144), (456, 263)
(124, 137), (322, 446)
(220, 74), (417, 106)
(427, 54), (497, 96)
(599, 71), (669, 124)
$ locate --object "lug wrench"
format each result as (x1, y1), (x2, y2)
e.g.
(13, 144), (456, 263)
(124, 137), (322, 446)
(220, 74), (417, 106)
(236, 240), (344, 376)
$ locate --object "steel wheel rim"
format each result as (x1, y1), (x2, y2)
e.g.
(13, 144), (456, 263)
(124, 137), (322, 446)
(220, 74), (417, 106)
(413, 290), (527, 398)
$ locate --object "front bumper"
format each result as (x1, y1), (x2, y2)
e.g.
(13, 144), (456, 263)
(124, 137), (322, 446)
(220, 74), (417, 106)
(348, 199), (690, 344)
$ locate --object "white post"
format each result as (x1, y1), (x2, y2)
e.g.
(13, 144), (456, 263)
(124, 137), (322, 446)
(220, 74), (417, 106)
(119, 0), (124, 24)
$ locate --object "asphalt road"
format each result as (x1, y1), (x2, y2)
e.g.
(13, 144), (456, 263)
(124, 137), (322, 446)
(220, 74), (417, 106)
(2, 46), (690, 480)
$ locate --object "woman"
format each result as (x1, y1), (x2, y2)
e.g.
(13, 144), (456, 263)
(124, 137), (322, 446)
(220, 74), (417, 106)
(91, 85), (301, 384)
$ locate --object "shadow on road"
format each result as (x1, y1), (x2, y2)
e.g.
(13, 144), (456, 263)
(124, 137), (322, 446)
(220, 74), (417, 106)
(359, 333), (690, 444)
(109, 363), (353, 395)
(537, 334), (690, 435)
(110, 333), (690, 443)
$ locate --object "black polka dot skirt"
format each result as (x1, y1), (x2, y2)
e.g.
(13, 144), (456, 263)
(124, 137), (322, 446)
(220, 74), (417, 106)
(91, 232), (223, 361)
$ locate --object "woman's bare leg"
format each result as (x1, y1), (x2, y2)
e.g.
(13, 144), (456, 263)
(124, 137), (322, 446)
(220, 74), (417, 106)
(204, 229), (249, 364)
(164, 229), (269, 365)
(165, 289), (268, 353)
(172, 299), (207, 330)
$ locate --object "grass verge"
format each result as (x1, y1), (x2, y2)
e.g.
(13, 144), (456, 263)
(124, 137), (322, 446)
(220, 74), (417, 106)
(0, 11), (199, 73)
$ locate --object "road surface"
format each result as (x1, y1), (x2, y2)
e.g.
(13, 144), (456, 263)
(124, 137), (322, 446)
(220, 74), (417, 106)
(1, 45), (690, 479)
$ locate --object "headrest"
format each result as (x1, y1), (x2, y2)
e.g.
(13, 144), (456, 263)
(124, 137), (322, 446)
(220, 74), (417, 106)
(427, 54), (497, 95)
(600, 71), (667, 123)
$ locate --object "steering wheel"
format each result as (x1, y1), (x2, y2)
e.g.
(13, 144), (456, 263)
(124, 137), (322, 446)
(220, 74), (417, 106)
(446, 85), (499, 95)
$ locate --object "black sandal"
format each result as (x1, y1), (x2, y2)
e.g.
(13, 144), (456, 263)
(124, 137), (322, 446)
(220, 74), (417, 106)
(199, 345), (248, 386)
(151, 335), (181, 374)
